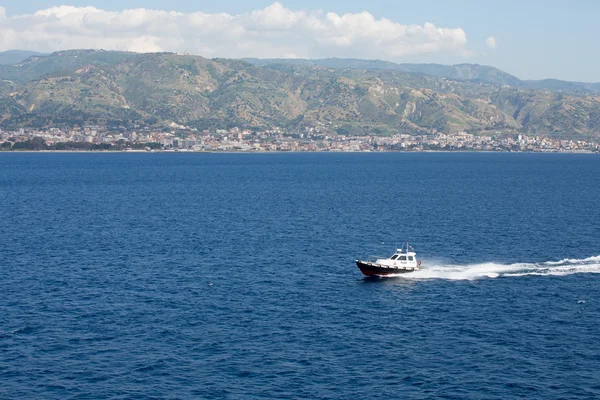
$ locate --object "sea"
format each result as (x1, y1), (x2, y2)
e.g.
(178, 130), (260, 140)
(1, 152), (599, 399)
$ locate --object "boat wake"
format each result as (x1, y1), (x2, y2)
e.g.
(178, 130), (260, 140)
(390, 255), (600, 281)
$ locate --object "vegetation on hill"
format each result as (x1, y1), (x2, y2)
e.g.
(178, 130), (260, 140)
(0, 50), (599, 138)
(0, 50), (46, 65)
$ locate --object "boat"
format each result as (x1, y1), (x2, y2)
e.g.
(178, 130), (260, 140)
(356, 243), (422, 277)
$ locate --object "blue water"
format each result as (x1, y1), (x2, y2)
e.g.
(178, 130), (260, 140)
(1, 152), (600, 399)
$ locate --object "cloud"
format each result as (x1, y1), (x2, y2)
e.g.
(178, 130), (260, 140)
(0, 2), (470, 60)
(486, 36), (497, 49)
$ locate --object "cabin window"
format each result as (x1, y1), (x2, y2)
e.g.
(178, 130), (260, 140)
(390, 255), (398, 260)
(408, 256), (414, 261)
(399, 256), (407, 261)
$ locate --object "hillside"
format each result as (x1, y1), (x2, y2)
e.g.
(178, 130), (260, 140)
(0, 50), (46, 65)
(0, 50), (599, 138)
(244, 58), (522, 86)
(244, 58), (600, 93)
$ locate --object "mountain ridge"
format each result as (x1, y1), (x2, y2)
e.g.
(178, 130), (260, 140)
(0, 50), (599, 138)
(0, 50), (47, 65)
(244, 58), (522, 87)
(3, 50), (599, 88)
(243, 58), (600, 91)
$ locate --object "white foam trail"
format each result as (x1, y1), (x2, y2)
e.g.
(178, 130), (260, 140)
(393, 255), (600, 281)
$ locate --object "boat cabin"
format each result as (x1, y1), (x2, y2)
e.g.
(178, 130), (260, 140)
(389, 251), (417, 263)
(374, 246), (419, 268)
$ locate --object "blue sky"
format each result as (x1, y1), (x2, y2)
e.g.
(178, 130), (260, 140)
(1, 0), (599, 82)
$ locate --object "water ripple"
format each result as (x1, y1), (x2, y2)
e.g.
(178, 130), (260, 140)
(1, 153), (600, 399)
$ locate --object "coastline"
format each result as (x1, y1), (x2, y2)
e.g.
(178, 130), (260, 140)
(0, 149), (598, 155)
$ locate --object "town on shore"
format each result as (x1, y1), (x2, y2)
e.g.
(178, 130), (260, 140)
(1, 125), (599, 153)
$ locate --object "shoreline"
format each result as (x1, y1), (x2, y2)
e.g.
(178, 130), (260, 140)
(0, 149), (598, 155)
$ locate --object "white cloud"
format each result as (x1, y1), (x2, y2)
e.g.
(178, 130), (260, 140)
(0, 2), (470, 60)
(486, 36), (497, 49)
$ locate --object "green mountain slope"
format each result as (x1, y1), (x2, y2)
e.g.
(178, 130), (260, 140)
(0, 50), (46, 65)
(244, 58), (521, 86)
(0, 49), (134, 85)
(244, 58), (600, 93)
(490, 90), (600, 136)
(0, 50), (599, 137)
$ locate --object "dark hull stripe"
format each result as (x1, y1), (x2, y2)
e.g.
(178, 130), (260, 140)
(356, 261), (416, 277)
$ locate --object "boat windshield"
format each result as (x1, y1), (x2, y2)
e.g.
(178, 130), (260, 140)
(390, 255), (399, 260)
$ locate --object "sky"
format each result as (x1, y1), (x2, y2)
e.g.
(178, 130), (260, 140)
(0, 0), (599, 82)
